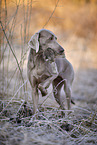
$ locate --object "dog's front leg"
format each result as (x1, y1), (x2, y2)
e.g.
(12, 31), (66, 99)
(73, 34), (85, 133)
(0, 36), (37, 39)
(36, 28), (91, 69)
(38, 73), (58, 97)
(32, 87), (39, 114)
(39, 74), (58, 88)
(38, 61), (58, 96)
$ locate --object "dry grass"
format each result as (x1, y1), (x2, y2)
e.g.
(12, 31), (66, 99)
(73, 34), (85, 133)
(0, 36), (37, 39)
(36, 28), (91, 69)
(0, 95), (97, 144)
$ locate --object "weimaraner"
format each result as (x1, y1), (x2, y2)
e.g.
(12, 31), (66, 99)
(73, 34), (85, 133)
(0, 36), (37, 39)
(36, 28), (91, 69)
(27, 29), (74, 114)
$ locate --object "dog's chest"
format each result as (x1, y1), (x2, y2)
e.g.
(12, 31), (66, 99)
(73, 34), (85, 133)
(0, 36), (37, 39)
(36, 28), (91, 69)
(36, 61), (58, 76)
(36, 61), (46, 75)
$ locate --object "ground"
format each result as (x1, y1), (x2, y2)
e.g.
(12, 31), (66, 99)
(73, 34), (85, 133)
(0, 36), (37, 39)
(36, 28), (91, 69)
(0, 67), (97, 145)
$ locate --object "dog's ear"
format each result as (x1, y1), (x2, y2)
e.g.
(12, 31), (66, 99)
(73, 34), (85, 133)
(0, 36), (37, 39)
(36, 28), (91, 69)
(28, 33), (39, 53)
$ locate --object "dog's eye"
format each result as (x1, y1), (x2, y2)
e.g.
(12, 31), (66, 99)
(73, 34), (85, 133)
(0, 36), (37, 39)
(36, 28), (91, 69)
(49, 36), (54, 40)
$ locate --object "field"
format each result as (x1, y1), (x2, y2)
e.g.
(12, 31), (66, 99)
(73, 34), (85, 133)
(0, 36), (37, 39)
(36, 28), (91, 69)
(0, 0), (97, 144)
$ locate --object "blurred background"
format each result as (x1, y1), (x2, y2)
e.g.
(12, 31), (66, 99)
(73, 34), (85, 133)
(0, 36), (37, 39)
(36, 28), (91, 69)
(0, 0), (97, 106)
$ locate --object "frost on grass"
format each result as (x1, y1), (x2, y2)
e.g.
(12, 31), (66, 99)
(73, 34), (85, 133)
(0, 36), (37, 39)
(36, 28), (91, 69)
(0, 98), (97, 145)
(0, 69), (97, 145)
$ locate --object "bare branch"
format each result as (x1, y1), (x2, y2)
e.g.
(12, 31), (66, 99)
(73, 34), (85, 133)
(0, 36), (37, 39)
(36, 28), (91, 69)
(0, 20), (25, 89)
(43, 0), (60, 28)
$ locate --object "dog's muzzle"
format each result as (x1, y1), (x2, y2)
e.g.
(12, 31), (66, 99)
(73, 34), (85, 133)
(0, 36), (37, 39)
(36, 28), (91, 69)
(59, 47), (64, 54)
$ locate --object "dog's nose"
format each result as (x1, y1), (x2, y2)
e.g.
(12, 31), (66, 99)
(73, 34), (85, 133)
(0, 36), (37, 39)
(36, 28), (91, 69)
(59, 47), (64, 54)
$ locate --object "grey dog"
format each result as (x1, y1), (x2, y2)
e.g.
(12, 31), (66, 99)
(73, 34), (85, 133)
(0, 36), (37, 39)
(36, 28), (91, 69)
(27, 29), (74, 114)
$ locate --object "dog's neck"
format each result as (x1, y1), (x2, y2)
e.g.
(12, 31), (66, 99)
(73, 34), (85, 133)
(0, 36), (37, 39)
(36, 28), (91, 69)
(36, 50), (44, 62)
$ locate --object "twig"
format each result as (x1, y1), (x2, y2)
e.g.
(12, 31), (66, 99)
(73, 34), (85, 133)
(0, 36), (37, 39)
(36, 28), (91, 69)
(0, 80), (27, 115)
(6, 47), (29, 90)
(43, 0), (60, 28)
(74, 106), (92, 113)
(0, 0), (20, 64)
(0, 20), (25, 91)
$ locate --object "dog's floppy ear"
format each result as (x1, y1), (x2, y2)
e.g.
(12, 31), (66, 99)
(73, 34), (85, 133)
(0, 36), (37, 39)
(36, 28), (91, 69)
(28, 33), (39, 53)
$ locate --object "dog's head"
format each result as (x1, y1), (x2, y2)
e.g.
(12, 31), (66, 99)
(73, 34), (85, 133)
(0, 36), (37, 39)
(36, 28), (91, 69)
(28, 29), (65, 55)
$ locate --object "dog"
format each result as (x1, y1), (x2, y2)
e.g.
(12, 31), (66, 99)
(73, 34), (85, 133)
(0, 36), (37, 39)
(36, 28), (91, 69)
(27, 29), (74, 114)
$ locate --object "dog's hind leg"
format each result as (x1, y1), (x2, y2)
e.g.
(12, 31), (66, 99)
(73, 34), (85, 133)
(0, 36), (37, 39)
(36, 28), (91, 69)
(64, 80), (71, 110)
(53, 77), (66, 110)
